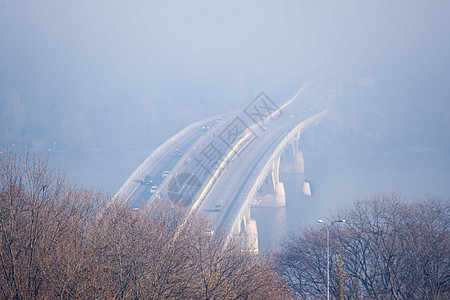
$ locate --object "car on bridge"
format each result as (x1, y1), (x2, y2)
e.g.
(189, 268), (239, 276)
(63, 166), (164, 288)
(150, 186), (158, 194)
(202, 124), (210, 131)
(174, 149), (182, 157)
(142, 175), (153, 185)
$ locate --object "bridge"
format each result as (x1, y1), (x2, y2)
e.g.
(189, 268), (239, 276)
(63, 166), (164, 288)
(113, 83), (329, 252)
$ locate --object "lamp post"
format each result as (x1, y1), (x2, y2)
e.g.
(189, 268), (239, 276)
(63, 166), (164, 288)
(317, 219), (346, 300)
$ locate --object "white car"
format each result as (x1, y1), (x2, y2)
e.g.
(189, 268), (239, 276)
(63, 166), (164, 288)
(162, 171), (170, 178)
(150, 186), (158, 194)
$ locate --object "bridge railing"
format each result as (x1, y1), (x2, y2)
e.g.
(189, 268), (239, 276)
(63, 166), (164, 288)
(188, 123), (260, 217)
(115, 83), (310, 207)
(188, 84), (312, 215)
(226, 108), (330, 240)
(112, 114), (223, 205)
(146, 111), (237, 206)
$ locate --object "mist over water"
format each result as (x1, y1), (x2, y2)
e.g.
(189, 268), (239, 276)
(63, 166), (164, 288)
(48, 149), (149, 193)
(254, 148), (449, 250)
(1, 1), (449, 248)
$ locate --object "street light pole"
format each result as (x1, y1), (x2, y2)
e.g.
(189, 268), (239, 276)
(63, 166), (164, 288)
(317, 219), (346, 300)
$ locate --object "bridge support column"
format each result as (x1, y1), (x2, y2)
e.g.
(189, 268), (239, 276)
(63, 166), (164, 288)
(279, 135), (312, 196)
(293, 151), (305, 173)
(291, 141), (312, 195)
(291, 139), (305, 173)
(280, 138), (304, 173)
(302, 181), (312, 196)
(254, 155), (286, 207)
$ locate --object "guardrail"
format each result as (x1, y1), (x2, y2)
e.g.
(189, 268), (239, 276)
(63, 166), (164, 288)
(187, 123), (260, 217)
(226, 108), (330, 241)
(146, 111), (237, 205)
(117, 82), (310, 208)
(112, 114), (225, 205)
(188, 83), (311, 215)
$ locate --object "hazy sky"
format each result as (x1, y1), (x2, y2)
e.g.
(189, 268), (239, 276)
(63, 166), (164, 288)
(2, 1), (448, 76)
(0, 0), (449, 151)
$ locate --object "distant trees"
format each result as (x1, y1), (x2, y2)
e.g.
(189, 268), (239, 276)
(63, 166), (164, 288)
(276, 194), (449, 299)
(0, 149), (291, 299)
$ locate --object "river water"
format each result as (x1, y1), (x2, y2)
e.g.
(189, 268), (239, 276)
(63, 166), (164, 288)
(253, 149), (450, 250)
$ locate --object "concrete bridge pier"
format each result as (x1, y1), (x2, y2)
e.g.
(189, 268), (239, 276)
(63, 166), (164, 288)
(291, 139), (305, 173)
(291, 140), (312, 196)
(253, 155), (286, 207)
(280, 137), (304, 174)
(279, 137), (312, 196)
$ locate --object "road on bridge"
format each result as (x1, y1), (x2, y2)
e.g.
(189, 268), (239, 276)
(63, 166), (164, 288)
(116, 82), (329, 246)
(153, 103), (318, 234)
(197, 114), (301, 232)
(125, 116), (229, 208)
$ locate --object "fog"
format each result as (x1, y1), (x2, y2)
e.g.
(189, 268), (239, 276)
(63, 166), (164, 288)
(1, 1), (449, 198)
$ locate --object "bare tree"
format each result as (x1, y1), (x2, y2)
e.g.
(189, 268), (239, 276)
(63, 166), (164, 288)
(38, 187), (106, 299)
(0, 149), (106, 299)
(187, 222), (290, 299)
(88, 202), (292, 299)
(0, 149), (66, 299)
(1, 148), (292, 299)
(276, 194), (449, 299)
